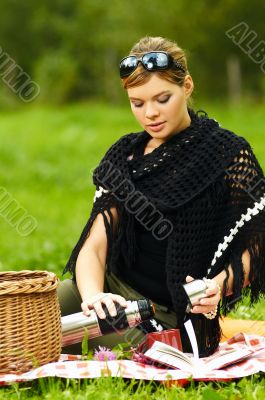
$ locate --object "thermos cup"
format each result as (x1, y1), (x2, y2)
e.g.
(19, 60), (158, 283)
(182, 278), (209, 313)
(61, 298), (155, 347)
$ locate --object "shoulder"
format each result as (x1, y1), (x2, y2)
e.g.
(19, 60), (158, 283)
(217, 126), (249, 147)
(111, 131), (140, 147)
(95, 132), (144, 170)
(102, 131), (144, 158)
(205, 117), (253, 154)
(208, 122), (263, 174)
(192, 109), (251, 153)
(199, 112), (259, 169)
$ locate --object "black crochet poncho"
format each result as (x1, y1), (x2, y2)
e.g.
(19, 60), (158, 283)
(64, 108), (265, 356)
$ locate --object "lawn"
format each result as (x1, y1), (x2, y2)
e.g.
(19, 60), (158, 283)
(0, 100), (265, 398)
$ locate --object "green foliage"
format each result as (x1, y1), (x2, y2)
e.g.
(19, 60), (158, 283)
(0, 1), (265, 107)
(111, 342), (135, 360)
(81, 328), (92, 360)
(34, 51), (78, 104)
(1, 374), (265, 399)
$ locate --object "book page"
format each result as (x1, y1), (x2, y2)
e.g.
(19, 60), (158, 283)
(144, 340), (253, 373)
(145, 341), (192, 363)
(184, 319), (199, 359)
(144, 341), (196, 372)
(201, 347), (253, 371)
(144, 348), (194, 372)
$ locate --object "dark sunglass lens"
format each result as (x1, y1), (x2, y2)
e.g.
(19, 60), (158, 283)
(120, 56), (137, 77)
(142, 52), (168, 70)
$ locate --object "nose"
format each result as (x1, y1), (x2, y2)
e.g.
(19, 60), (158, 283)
(145, 102), (160, 119)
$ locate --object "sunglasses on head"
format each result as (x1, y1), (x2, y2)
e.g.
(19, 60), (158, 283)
(119, 51), (186, 78)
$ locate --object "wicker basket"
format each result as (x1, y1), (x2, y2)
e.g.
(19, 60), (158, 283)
(0, 270), (62, 374)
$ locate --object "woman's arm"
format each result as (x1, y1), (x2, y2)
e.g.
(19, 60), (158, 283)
(213, 249), (250, 296)
(76, 206), (127, 318)
(188, 249), (251, 315)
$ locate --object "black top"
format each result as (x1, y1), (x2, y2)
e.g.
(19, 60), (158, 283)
(119, 138), (172, 307)
(119, 217), (172, 306)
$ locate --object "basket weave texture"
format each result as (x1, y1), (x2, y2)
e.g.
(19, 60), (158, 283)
(0, 270), (62, 374)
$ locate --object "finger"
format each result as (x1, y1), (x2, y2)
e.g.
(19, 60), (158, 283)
(109, 294), (127, 307)
(102, 295), (128, 316)
(206, 287), (219, 296)
(191, 294), (208, 306)
(101, 297), (118, 317)
(199, 296), (219, 306)
(191, 305), (217, 314)
(92, 301), (107, 319)
(186, 275), (194, 283)
(81, 301), (91, 316)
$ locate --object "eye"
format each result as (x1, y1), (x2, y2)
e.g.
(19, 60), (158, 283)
(158, 95), (171, 104)
(132, 102), (143, 108)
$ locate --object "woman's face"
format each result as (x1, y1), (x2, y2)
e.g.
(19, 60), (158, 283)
(127, 74), (194, 144)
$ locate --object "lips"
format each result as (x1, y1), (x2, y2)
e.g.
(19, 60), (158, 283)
(148, 121), (165, 127)
(147, 121), (166, 132)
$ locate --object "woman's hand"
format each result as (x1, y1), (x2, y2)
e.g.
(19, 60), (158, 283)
(185, 275), (221, 315)
(81, 292), (128, 319)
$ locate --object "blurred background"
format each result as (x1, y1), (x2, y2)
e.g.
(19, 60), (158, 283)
(0, 0), (265, 106)
(0, 0), (264, 318)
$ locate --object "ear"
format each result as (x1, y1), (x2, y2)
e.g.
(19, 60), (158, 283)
(183, 75), (194, 98)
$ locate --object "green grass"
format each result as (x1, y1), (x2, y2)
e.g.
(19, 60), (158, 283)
(0, 100), (265, 398)
(0, 101), (138, 273)
(1, 375), (265, 399)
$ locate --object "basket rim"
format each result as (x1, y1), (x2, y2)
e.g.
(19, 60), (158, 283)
(0, 270), (59, 295)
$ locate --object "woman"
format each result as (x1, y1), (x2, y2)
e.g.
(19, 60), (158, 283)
(59, 36), (265, 356)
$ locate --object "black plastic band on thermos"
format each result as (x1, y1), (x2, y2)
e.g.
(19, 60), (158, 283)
(138, 299), (155, 320)
(98, 303), (128, 334)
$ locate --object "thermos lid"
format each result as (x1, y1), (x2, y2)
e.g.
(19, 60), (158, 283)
(137, 299), (155, 320)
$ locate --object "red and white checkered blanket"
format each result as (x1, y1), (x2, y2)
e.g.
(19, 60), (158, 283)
(1, 333), (265, 386)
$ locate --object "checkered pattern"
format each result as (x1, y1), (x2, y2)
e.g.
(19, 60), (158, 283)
(0, 332), (265, 386)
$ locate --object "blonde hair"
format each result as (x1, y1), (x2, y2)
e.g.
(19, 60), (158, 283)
(120, 36), (193, 106)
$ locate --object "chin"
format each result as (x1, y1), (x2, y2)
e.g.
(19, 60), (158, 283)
(147, 130), (169, 137)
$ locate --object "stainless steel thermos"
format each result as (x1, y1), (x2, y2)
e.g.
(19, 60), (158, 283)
(61, 298), (155, 347)
(182, 278), (209, 313)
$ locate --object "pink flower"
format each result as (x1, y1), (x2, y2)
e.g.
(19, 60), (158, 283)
(93, 346), (117, 361)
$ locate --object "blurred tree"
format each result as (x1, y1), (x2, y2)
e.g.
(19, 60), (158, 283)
(0, 0), (39, 73)
(188, 0), (265, 103)
(34, 50), (78, 104)
(0, 0), (264, 106)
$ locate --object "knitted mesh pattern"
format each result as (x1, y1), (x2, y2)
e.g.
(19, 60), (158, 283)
(64, 108), (265, 357)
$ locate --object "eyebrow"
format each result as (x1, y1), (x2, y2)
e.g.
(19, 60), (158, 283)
(129, 90), (171, 101)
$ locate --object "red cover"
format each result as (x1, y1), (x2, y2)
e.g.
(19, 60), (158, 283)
(132, 328), (182, 366)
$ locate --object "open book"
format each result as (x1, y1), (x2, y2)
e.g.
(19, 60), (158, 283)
(143, 340), (253, 374)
